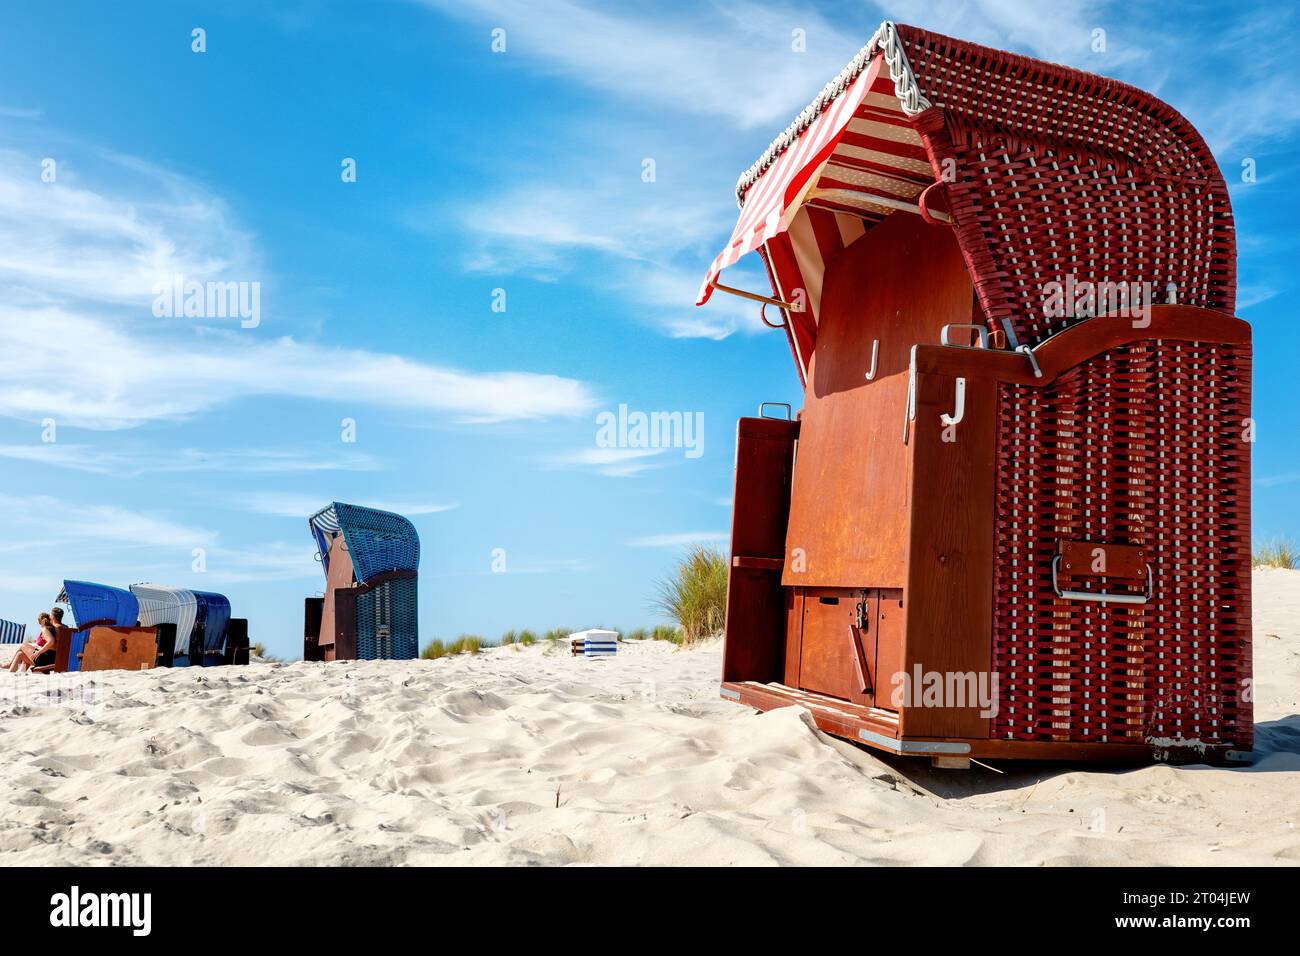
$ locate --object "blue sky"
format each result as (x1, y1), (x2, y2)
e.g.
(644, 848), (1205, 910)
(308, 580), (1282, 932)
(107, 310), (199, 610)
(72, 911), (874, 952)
(0, 0), (1296, 657)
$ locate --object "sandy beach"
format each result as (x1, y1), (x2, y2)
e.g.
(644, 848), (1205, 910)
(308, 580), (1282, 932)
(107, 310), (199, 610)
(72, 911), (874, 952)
(1, 568), (1296, 867)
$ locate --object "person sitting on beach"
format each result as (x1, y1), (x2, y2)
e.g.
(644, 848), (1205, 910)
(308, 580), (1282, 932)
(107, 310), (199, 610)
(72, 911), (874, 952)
(7, 613), (58, 673)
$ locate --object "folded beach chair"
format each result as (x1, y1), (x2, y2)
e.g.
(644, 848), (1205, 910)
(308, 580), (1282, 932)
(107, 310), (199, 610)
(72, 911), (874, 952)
(305, 502), (420, 661)
(130, 584), (198, 667)
(570, 629), (618, 658)
(699, 21), (1251, 765)
(192, 590), (231, 667)
(57, 581), (140, 673)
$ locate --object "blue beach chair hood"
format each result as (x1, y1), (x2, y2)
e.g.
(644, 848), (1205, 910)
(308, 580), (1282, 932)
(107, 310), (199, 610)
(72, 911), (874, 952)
(309, 501), (420, 583)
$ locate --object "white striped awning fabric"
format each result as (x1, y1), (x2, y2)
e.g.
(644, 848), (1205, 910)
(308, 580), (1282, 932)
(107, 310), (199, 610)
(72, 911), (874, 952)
(0, 619), (26, 644)
(310, 505), (341, 535)
(130, 584), (199, 656)
(696, 24), (936, 384)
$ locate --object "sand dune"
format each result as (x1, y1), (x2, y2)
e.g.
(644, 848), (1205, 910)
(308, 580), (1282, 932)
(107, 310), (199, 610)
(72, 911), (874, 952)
(2, 570), (1297, 866)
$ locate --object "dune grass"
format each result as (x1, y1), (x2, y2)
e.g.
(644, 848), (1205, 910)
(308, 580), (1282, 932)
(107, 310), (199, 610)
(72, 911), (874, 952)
(445, 634), (483, 655)
(544, 628), (571, 643)
(250, 642), (283, 663)
(1253, 538), (1297, 569)
(653, 544), (727, 645)
(499, 630), (517, 646)
(422, 635), (484, 658)
(651, 624), (683, 645)
(621, 625), (680, 643)
(518, 629), (537, 647)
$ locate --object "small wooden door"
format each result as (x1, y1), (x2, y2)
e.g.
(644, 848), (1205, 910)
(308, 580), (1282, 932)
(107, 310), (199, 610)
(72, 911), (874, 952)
(796, 587), (878, 706)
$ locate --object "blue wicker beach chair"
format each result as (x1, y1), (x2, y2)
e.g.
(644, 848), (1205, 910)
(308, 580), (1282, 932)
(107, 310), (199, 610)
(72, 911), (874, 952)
(56, 581), (140, 672)
(305, 502), (419, 661)
(192, 590), (231, 667)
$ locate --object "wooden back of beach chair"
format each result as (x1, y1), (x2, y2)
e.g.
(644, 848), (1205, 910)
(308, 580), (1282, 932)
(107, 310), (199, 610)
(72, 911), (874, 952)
(79, 626), (158, 672)
(35, 624), (76, 674)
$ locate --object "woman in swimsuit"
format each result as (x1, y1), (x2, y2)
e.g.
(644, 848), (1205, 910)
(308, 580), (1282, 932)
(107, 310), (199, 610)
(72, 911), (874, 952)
(8, 613), (58, 673)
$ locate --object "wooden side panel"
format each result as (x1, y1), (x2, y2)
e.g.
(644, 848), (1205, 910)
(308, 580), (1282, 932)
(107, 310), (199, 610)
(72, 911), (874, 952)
(730, 417), (798, 560)
(52, 625), (74, 673)
(225, 618), (250, 666)
(721, 417), (798, 684)
(900, 370), (996, 739)
(319, 535), (355, 660)
(782, 587), (804, 686)
(332, 588), (358, 662)
(80, 626), (157, 672)
(783, 213), (972, 588)
(875, 588), (905, 712)
(303, 598), (324, 661)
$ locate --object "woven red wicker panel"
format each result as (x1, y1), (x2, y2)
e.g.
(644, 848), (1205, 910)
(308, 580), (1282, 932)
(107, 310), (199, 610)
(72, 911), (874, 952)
(992, 340), (1252, 750)
(898, 25), (1236, 348)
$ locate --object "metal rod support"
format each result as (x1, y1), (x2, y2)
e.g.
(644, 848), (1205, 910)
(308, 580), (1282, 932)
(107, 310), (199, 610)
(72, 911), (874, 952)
(709, 279), (799, 311)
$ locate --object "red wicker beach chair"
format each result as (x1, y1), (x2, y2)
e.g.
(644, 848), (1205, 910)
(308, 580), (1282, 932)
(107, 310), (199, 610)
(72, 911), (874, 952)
(699, 22), (1250, 764)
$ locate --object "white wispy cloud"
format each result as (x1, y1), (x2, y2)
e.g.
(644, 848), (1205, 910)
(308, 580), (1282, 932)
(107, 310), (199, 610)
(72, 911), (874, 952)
(0, 305), (597, 429)
(627, 531), (727, 548)
(0, 493), (217, 551)
(239, 491), (459, 518)
(0, 443), (383, 476)
(549, 446), (669, 478)
(453, 177), (773, 339)
(418, 0), (858, 129)
(0, 147), (257, 306)
(0, 151), (599, 429)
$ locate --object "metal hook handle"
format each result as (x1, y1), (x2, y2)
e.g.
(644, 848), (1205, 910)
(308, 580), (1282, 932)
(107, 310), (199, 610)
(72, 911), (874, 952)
(940, 377), (966, 427)
(902, 345), (918, 443)
(1052, 556), (1153, 605)
(864, 339), (880, 381)
(758, 402), (792, 420)
(940, 324), (989, 348)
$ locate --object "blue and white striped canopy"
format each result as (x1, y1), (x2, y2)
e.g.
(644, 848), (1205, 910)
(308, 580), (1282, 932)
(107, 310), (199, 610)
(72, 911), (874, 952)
(309, 502), (419, 584)
(0, 618), (27, 643)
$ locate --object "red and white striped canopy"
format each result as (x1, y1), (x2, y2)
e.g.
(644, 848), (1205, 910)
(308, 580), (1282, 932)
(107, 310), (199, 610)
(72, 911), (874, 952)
(697, 29), (935, 382)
